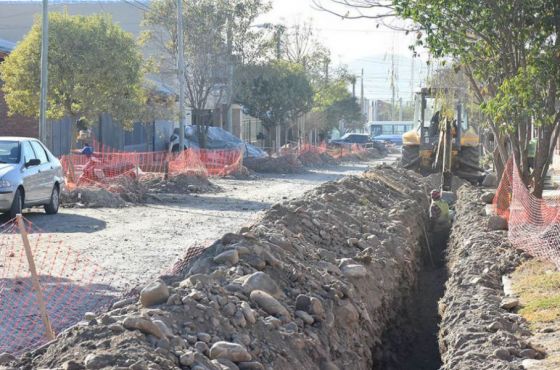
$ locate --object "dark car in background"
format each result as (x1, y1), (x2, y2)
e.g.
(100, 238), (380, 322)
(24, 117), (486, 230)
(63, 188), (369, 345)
(329, 133), (371, 146)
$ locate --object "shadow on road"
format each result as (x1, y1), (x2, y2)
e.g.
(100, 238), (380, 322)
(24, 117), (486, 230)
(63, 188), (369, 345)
(3, 211), (108, 234)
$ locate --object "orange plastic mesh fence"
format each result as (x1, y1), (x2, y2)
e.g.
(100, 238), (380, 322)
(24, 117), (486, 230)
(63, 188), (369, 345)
(494, 158), (560, 267)
(0, 217), (124, 354)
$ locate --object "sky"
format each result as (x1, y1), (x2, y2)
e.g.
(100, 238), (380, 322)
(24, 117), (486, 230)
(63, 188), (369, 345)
(260, 0), (433, 102)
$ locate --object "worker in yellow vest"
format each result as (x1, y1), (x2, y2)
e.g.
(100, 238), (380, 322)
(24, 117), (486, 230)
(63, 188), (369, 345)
(429, 189), (450, 232)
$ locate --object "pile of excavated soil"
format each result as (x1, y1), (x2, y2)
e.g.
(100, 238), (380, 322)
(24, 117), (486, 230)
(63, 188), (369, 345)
(141, 173), (219, 194)
(62, 176), (155, 207)
(244, 154), (305, 174)
(224, 165), (258, 180)
(15, 166), (430, 370)
(61, 187), (127, 208)
(439, 186), (536, 369)
(297, 151), (339, 167)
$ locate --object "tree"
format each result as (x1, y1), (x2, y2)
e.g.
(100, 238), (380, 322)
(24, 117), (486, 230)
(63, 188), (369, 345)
(0, 12), (144, 128)
(235, 61), (314, 149)
(315, 0), (560, 197)
(143, 0), (271, 145)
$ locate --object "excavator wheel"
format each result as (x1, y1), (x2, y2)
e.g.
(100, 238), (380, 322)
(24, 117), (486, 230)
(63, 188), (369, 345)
(401, 145), (420, 170)
(456, 146), (484, 184)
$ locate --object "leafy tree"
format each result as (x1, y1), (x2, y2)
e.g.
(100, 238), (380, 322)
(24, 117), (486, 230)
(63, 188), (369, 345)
(143, 0), (271, 145)
(312, 77), (361, 135)
(315, 0), (560, 197)
(235, 61), (314, 149)
(0, 12), (144, 128)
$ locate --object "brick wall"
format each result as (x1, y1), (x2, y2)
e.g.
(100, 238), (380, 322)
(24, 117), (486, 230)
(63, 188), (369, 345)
(0, 83), (38, 138)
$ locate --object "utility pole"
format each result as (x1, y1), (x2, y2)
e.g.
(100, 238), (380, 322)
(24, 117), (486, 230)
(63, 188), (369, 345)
(324, 56), (330, 83)
(275, 25), (285, 60)
(351, 76), (356, 98)
(399, 97), (403, 121)
(410, 57), (415, 103)
(177, 0), (186, 151)
(360, 68), (364, 118)
(225, 15), (233, 133)
(390, 53), (396, 121)
(39, 0), (48, 144)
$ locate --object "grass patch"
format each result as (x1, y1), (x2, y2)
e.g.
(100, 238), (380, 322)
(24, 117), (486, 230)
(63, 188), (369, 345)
(512, 260), (560, 324)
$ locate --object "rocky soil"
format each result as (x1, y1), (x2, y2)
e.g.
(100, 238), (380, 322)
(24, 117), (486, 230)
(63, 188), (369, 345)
(12, 166), (430, 370)
(439, 186), (538, 369)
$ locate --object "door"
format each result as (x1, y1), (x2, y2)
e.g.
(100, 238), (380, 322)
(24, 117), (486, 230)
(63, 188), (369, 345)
(30, 140), (54, 201)
(20, 141), (41, 204)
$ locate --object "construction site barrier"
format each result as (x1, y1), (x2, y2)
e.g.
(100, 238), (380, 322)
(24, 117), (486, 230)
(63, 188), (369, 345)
(0, 216), (123, 354)
(494, 158), (560, 267)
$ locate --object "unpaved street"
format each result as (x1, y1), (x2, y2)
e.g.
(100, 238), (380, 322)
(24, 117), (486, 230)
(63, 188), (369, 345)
(24, 159), (394, 290)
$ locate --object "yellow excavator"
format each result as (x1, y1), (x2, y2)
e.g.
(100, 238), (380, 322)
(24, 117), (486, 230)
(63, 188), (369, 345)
(401, 88), (484, 190)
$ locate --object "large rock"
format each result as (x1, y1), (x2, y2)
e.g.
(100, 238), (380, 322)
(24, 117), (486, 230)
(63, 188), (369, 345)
(341, 264), (368, 278)
(140, 280), (169, 307)
(250, 290), (290, 319)
(488, 215), (508, 230)
(0, 353), (16, 365)
(482, 173), (498, 188)
(84, 353), (116, 369)
(209, 341), (252, 362)
(241, 272), (282, 297)
(123, 316), (166, 339)
(214, 249), (239, 265)
(480, 191), (496, 204)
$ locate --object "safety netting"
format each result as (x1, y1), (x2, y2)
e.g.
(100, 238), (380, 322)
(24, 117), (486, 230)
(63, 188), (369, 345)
(0, 217), (124, 354)
(494, 158), (560, 267)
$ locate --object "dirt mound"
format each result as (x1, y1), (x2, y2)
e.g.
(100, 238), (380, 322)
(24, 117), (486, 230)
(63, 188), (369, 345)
(224, 165), (257, 180)
(298, 151), (339, 167)
(61, 187), (127, 208)
(244, 154), (305, 174)
(439, 187), (534, 369)
(17, 166), (431, 370)
(141, 173), (219, 194)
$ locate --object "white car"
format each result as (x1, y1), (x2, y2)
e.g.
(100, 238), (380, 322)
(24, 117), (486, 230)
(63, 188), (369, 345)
(0, 137), (64, 218)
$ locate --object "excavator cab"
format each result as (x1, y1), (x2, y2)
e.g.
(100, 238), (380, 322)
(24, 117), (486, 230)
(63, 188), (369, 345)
(401, 88), (483, 187)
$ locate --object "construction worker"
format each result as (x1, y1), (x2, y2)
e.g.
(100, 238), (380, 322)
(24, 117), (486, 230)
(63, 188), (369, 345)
(429, 189), (450, 232)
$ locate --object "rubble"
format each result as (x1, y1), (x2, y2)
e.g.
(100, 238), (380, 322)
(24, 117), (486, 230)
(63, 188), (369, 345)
(439, 186), (535, 370)
(16, 166), (430, 370)
(244, 154), (305, 174)
(61, 187), (127, 208)
(141, 173), (219, 194)
(297, 151), (339, 167)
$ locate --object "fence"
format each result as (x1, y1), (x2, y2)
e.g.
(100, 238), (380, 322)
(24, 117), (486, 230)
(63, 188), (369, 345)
(494, 158), (560, 267)
(0, 216), (123, 354)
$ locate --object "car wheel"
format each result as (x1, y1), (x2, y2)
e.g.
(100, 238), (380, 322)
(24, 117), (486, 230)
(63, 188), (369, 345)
(44, 185), (60, 215)
(9, 188), (23, 219)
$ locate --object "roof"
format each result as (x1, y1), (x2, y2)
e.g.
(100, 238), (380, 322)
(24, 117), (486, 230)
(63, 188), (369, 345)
(369, 121), (414, 125)
(0, 39), (16, 54)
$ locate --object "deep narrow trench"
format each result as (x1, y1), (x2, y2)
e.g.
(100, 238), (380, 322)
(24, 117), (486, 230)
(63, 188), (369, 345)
(373, 227), (450, 370)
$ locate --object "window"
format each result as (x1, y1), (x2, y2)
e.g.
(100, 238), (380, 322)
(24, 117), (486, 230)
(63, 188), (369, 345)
(21, 141), (37, 164)
(30, 141), (49, 164)
(382, 125), (393, 134)
(0, 141), (20, 164)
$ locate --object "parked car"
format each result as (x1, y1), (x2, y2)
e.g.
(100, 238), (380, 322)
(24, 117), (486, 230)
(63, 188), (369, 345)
(372, 134), (404, 146)
(0, 137), (64, 218)
(329, 133), (371, 146)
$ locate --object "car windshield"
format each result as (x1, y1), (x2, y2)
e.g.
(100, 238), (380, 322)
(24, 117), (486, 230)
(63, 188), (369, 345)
(0, 141), (20, 164)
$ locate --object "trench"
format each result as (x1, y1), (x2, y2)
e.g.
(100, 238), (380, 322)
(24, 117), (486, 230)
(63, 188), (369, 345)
(373, 224), (450, 370)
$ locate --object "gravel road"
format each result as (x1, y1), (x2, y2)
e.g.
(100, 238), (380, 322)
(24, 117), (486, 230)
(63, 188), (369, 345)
(21, 159), (394, 290)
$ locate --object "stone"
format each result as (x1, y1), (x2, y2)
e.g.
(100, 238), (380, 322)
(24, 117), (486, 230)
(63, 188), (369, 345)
(493, 348), (512, 361)
(500, 297), (519, 310)
(214, 250), (239, 265)
(309, 297), (325, 318)
(63, 360), (85, 370)
(84, 353), (116, 369)
(240, 302), (256, 324)
(111, 297), (136, 309)
(341, 264), (368, 278)
(213, 358), (239, 370)
(347, 238), (359, 247)
(140, 280), (169, 307)
(194, 341), (209, 354)
(0, 354), (15, 366)
(238, 362), (264, 370)
(209, 341), (252, 362)
(480, 192), (495, 204)
(295, 295), (311, 312)
(152, 320), (173, 338)
(179, 351), (196, 366)
(129, 361), (149, 370)
(241, 272), (282, 298)
(335, 301), (359, 325)
(198, 332), (212, 343)
(519, 348), (539, 359)
(84, 312), (96, 321)
(488, 215), (508, 231)
(108, 323), (125, 334)
(123, 317), (166, 339)
(295, 310), (314, 325)
(482, 173), (498, 187)
(250, 290), (290, 319)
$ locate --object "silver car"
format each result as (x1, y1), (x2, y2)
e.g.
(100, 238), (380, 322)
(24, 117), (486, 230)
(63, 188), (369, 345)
(0, 137), (64, 218)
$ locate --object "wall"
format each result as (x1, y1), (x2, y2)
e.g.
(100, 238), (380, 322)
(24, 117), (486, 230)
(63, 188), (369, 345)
(0, 84), (38, 139)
